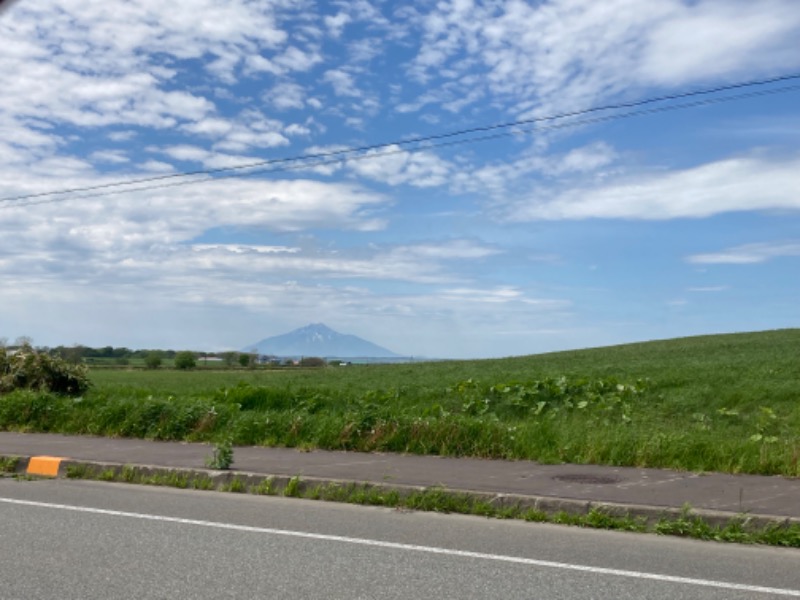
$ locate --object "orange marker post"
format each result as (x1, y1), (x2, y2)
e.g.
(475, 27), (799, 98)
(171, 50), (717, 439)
(26, 456), (66, 477)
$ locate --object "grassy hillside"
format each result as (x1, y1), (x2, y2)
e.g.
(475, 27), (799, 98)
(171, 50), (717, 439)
(3, 329), (799, 475)
(89, 328), (799, 411)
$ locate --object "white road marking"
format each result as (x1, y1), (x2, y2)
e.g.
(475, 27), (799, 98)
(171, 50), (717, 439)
(2, 496), (798, 597)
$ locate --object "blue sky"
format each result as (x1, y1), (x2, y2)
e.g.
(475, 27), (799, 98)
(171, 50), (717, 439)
(1, 0), (799, 358)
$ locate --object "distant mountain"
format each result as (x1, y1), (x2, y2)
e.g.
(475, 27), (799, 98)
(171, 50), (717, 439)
(245, 323), (400, 358)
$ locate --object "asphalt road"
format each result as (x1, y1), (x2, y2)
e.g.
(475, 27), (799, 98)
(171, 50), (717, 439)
(1, 479), (798, 599)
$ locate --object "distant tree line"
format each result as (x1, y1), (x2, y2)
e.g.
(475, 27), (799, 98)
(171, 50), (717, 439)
(50, 345), (180, 365)
(1, 340), (336, 370)
(0, 338), (333, 370)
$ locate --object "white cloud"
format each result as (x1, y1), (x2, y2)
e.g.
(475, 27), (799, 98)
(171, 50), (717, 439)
(179, 112), (290, 153)
(338, 284), (574, 358)
(205, 50), (241, 85)
(324, 12), (351, 38)
(89, 150), (129, 164)
(347, 145), (452, 187)
(687, 242), (800, 264)
(438, 286), (566, 307)
(391, 240), (500, 260)
(244, 54), (283, 76)
(505, 155), (800, 221)
(405, 0), (800, 117)
(0, 177), (389, 263)
(284, 123), (311, 137)
(159, 145), (211, 163)
(297, 144), (351, 176)
(639, 2), (800, 86)
(181, 118), (234, 138)
(29, 156), (93, 178)
(266, 82), (308, 111)
(0, 230), (516, 353)
(0, 0), (314, 159)
(214, 130), (289, 154)
(107, 130), (137, 142)
(192, 244), (300, 255)
(178, 245), (452, 284)
(453, 141), (618, 198)
(174, 240), (498, 286)
(0, 181), (505, 326)
(687, 286), (729, 292)
(347, 38), (383, 63)
(138, 160), (175, 173)
(0, 271), (571, 357)
(553, 143), (618, 175)
(273, 46), (323, 72)
(0, 177), (398, 350)
(344, 116), (365, 130)
(323, 69), (362, 97)
(149, 144), (276, 171)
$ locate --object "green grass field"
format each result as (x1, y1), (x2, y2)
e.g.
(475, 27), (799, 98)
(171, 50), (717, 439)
(2, 329), (798, 475)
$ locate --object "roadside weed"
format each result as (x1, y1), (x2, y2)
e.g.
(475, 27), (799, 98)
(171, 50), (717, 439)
(205, 438), (234, 470)
(0, 456), (20, 474)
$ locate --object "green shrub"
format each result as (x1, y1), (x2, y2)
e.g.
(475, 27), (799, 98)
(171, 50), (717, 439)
(0, 346), (90, 396)
(299, 357), (326, 368)
(144, 351), (162, 369)
(174, 351), (197, 370)
(205, 438), (234, 469)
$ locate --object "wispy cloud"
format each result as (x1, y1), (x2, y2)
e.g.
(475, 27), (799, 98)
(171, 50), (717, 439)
(323, 69), (363, 98)
(137, 160), (175, 173)
(347, 145), (453, 187)
(405, 0), (800, 117)
(453, 142), (618, 198)
(687, 242), (800, 264)
(324, 12), (351, 38)
(264, 81), (309, 111)
(89, 150), (130, 164)
(0, 179), (390, 274)
(687, 286), (730, 292)
(503, 155), (800, 221)
(179, 241), (491, 285)
(0, 0), (312, 160)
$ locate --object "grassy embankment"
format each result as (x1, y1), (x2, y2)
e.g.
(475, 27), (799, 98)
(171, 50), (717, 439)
(1, 329), (798, 475)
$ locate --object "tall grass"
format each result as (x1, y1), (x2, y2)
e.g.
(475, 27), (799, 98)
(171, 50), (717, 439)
(1, 329), (798, 475)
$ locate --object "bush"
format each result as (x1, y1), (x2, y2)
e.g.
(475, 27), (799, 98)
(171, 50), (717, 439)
(299, 356), (326, 368)
(144, 351), (162, 369)
(174, 351), (197, 370)
(0, 346), (90, 396)
(205, 438), (234, 469)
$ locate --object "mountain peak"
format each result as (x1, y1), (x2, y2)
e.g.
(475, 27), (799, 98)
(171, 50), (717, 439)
(298, 323), (333, 333)
(246, 324), (399, 358)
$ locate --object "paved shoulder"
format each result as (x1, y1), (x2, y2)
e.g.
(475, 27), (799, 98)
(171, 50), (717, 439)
(2, 431), (799, 520)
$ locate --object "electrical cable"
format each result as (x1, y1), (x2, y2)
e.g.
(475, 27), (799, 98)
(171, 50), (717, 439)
(2, 75), (799, 209)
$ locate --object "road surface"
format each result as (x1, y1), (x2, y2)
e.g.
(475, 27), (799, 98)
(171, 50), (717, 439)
(1, 478), (798, 599)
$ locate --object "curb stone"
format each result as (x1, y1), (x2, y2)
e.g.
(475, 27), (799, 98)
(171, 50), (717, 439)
(4, 454), (799, 533)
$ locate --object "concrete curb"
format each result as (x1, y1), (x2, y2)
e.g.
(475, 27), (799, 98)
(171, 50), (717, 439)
(4, 454), (799, 532)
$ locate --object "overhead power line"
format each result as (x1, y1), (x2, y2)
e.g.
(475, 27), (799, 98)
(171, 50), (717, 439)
(7, 82), (800, 211)
(2, 72), (800, 208)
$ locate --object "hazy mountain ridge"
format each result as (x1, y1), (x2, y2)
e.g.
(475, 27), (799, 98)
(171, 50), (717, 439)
(246, 323), (400, 358)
